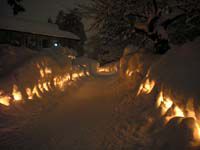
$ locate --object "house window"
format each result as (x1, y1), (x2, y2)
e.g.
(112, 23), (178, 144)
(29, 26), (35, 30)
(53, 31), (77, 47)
(42, 39), (49, 48)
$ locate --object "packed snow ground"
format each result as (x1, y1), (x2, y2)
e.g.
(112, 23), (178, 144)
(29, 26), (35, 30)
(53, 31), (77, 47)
(0, 74), (134, 150)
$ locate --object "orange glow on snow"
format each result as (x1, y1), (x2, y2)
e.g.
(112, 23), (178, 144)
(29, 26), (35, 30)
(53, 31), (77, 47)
(44, 67), (52, 74)
(0, 91), (11, 106)
(12, 85), (23, 101)
(126, 69), (133, 77)
(32, 86), (41, 98)
(137, 78), (155, 95)
(0, 60), (90, 106)
(97, 64), (118, 74)
(72, 73), (79, 80)
(43, 82), (49, 91)
(155, 91), (200, 141)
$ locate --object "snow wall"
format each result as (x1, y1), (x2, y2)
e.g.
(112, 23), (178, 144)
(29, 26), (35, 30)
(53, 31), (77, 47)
(0, 45), (119, 109)
(118, 38), (200, 150)
(0, 47), (92, 108)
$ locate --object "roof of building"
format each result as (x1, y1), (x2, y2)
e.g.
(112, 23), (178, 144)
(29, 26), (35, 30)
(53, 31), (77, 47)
(0, 16), (80, 40)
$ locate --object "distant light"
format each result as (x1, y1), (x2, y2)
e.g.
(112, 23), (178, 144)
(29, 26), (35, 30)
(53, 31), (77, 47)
(54, 43), (58, 47)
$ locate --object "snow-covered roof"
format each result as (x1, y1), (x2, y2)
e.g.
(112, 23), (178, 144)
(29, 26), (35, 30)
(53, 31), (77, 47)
(0, 16), (80, 40)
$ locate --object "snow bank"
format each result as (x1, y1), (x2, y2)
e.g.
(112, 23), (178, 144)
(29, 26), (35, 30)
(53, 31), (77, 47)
(0, 44), (36, 77)
(108, 39), (200, 150)
(119, 47), (158, 87)
(0, 46), (91, 108)
(96, 61), (119, 75)
(150, 38), (200, 102)
(130, 38), (200, 149)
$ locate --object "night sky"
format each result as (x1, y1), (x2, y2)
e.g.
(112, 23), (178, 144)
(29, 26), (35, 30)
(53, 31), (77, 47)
(0, 0), (90, 23)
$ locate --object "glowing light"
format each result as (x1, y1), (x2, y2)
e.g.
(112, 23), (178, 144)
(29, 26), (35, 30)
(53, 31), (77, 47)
(86, 71), (90, 76)
(32, 86), (41, 98)
(185, 99), (197, 119)
(40, 69), (45, 78)
(53, 75), (70, 90)
(156, 92), (173, 115)
(43, 82), (49, 91)
(194, 122), (200, 141)
(156, 91), (200, 141)
(98, 67), (110, 73)
(26, 88), (33, 100)
(0, 57), (91, 106)
(79, 72), (85, 77)
(0, 91), (11, 106)
(68, 55), (76, 59)
(163, 97), (173, 112)
(97, 64), (118, 74)
(165, 105), (185, 122)
(12, 85), (23, 101)
(54, 43), (58, 47)
(44, 67), (52, 74)
(174, 106), (184, 117)
(145, 69), (151, 77)
(137, 78), (155, 95)
(156, 91), (163, 108)
(38, 83), (44, 93)
(126, 69), (133, 77)
(72, 73), (79, 80)
(47, 81), (52, 90)
(37, 63), (52, 78)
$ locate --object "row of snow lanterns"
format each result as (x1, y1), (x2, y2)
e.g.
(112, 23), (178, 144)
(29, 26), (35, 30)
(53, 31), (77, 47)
(0, 63), (90, 107)
(137, 72), (200, 141)
(97, 64), (118, 74)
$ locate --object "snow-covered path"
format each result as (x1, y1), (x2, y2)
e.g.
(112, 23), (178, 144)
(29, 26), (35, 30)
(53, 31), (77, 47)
(16, 75), (127, 150)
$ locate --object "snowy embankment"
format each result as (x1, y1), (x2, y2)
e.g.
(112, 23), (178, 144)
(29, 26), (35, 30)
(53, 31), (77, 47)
(0, 45), (36, 77)
(107, 39), (200, 150)
(144, 39), (200, 149)
(0, 45), (119, 150)
(0, 46), (95, 119)
(0, 45), (118, 115)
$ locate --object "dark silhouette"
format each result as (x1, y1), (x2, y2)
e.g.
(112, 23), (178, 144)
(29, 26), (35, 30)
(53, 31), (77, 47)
(48, 17), (54, 24)
(55, 9), (87, 56)
(81, 0), (200, 54)
(7, 0), (25, 15)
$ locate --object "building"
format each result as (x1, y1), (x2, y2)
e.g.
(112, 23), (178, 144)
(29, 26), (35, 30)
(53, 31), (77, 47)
(0, 16), (80, 50)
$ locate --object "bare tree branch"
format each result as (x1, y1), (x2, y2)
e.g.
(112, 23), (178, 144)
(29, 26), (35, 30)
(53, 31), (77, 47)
(152, 0), (158, 15)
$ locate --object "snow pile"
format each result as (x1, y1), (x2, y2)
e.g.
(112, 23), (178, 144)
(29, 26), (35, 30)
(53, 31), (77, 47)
(119, 47), (158, 85)
(150, 39), (200, 102)
(105, 39), (200, 150)
(133, 39), (200, 149)
(0, 44), (36, 77)
(0, 46), (92, 109)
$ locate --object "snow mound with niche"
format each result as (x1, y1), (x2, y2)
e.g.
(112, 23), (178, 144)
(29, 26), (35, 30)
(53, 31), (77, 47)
(135, 38), (200, 149)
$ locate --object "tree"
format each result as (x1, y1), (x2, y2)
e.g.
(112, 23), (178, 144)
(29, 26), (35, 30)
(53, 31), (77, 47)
(81, 0), (200, 54)
(56, 9), (87, 43)
(7, 0), (25, 15)
(56, 9), (87, 56)
(55, 10), (65, 26)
